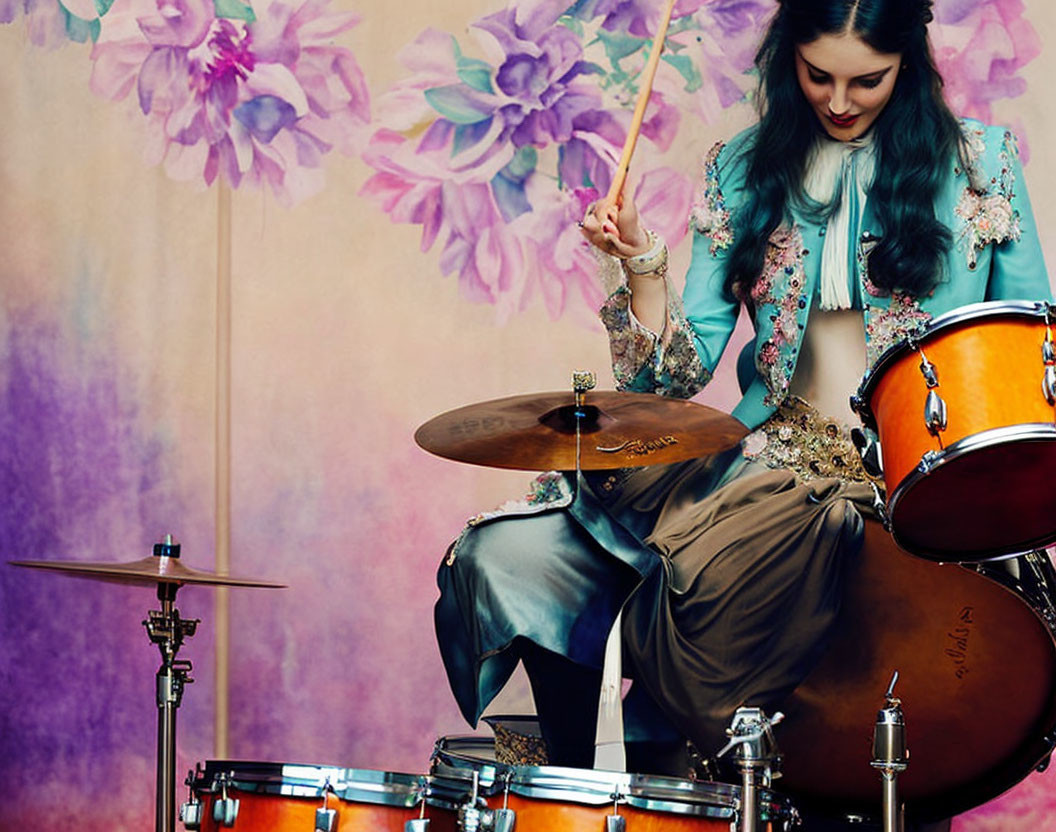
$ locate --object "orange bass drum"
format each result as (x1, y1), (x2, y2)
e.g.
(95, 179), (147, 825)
(778, 520), (1056, 821)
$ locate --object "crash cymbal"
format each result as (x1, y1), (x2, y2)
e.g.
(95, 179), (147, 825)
(415, 389), (747, 471)
(9, 553), (285, 589)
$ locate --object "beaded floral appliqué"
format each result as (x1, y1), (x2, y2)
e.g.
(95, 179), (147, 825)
(447, 472), (574, 565)
(689, 141), (733, 255)
(864, 293), (931, 368)
(749, 226), (809, 406)
(955, 128), (1022, 269)
(464, 472), (571, 528)
(599, 284), (712, 399)
(742, 397), (878, 484)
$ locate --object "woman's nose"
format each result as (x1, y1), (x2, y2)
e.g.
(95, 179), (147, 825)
(829, 83), (850, 114)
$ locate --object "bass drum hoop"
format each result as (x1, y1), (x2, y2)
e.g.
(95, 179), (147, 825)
(192, 760), (434, 808)
(887, 423), (1056, 561)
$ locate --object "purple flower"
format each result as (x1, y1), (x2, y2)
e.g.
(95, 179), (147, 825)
(931, 0), (1040, 126)
(474, 4), (602, 148)
(89, 0), (370, 204)
(572, 0), (709, 38)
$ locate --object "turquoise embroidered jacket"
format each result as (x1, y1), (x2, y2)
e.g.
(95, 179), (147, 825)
(600, 119), (1052, 430)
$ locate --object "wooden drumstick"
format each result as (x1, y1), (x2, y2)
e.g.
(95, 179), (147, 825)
(600, 0), (678, 220)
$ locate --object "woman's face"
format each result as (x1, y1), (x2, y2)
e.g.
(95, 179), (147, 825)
(795, 32), (902, 141)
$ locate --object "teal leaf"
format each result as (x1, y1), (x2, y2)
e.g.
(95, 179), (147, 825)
(594, 30), (647, 64)
(452, 37), (495, 94)
(491, 148), (538, 222)
(94, 0), (115, 16)
(59, 6), (98, 42)
(213, 0), (256, 22)
(457, 65), (494, 95)
(505, 146), (538, 181)
(663, 53), (702, 93)
(424, 85), (494, 125)
(558, 15), (584, 38)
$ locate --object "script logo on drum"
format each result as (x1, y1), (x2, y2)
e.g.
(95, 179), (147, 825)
(944, 606), (975, 680)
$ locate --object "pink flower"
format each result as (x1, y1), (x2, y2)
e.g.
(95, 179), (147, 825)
(89, 0), (369, 204)
(931, 0), (1041, 124)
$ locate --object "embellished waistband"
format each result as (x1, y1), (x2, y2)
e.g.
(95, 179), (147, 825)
(742, 397), (879, 485)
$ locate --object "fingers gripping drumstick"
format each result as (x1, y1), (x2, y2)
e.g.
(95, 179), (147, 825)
(598, 0), (678, 224)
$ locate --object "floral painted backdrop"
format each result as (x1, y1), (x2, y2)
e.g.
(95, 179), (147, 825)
(1, 0), (1054, 830)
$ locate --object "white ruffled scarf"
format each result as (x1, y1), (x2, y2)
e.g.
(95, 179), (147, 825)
(802, 133), (877, 310)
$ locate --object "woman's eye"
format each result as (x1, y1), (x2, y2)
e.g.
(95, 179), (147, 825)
(857, 77), (883, 89)
(809, 72), (829, 84)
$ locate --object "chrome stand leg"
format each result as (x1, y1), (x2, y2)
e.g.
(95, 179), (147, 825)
(717, 708), (785, 832)
(146, 579), (199, 832)
(871, 672), (908, 832)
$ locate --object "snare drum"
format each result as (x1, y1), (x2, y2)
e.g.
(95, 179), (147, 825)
(855, 300), (1056, 561)
(430, 735), (798, 831)
(184, 760), (456, 831)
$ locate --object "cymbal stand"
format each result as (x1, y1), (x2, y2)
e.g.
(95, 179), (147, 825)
(871, 671), (908, 832)
(717, 707), (784, 832)
(144, 541), (200, 832)
(571, 370), (597, 500)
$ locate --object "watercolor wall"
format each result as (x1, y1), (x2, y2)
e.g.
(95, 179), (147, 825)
(1, 0), (1055, 829)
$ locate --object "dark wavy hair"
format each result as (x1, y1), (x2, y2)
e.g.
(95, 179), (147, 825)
(724, 0), (963, 300)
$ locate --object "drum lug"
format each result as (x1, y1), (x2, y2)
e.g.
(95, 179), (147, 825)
(924, 390), (948, 437)
(180, 767), (203, 830)
(458, 804), (496, 832)
(178, 799), (202, 830)
(315, 807), (337, 832)
(406, 820), (431, 832)
(458, 770), (497, 832)
(493, 807), (516, 832)
(605, 814), (626, 832)
(851, 428), (884, 479)
(1043, 316), (1056, 404)
(212, 797), (239, 828)
(1043, 365), (1056, 406)
(211, 773), (239, 828)
(917, 351), (939, 389)
(869, 483), (889, 530)
(314, 782), (338, 832)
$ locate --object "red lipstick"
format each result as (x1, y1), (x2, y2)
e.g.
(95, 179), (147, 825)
(828, 111), (860, 128)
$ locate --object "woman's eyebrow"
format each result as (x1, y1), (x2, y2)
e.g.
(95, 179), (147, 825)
(800, 54), (894, 82)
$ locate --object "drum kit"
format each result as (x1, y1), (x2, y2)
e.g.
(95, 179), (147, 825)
(10, 300), (1056, 832)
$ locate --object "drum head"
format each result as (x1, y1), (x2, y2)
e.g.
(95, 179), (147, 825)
(890, 427), (1056, 561)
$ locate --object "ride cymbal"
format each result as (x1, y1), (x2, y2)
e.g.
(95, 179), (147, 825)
(9, 554), (286, 589)
(415, 390), (747, 471)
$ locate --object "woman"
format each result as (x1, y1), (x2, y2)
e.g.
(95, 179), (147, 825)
(435, 0), (1050, 803)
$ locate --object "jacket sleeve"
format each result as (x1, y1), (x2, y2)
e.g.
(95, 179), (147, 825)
(597, 139), (746, 399)
(975, 128), (1052, 302)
